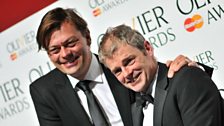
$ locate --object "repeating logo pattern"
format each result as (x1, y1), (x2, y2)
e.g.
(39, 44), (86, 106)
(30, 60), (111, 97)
(88, 0), (130, 17)
(184, 14), (204, 32)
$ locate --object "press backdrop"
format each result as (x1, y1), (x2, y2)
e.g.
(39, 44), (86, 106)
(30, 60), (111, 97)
(0, 0), (223, 125)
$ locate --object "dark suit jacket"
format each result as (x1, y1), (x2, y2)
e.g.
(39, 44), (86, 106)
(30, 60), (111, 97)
(153, 62), (223, 126)
(30, 62), (134, 126)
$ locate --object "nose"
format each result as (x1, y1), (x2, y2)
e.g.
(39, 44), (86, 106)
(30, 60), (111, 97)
(122, 67), (133, 80)
(61, 47), (71, 58)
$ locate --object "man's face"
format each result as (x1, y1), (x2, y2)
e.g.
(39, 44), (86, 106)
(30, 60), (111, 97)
(47, 22), (91, 79)
(104, 41), (157, 92)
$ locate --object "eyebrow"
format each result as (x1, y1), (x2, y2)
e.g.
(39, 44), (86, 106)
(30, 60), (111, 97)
(110, 55), (134, 73)
(48, 36), (77, 48)
(111, 67), (119, 74)
(122, 55), (134, 66)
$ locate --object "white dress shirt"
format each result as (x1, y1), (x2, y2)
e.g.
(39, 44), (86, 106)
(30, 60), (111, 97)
(68, 54), (123, 126)
(143, 67), (159, 126)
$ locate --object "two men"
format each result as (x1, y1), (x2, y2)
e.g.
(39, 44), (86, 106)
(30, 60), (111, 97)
(30, 7), (213, 126)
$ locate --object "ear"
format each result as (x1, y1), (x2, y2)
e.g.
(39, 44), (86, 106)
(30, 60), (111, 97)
(144, 40), (154, 55)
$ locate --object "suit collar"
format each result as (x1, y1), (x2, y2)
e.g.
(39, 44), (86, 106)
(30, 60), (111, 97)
(156, 62), (169, 89)
(101, 64), (134, 126)
(53, 69), (92, 125)
(154, 62), (169, 126)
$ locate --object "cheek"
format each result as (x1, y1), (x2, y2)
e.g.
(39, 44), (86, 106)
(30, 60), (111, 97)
(116, 75), (124, 84)
(76, 44), (89, 55)
(48, 54), (58, 62)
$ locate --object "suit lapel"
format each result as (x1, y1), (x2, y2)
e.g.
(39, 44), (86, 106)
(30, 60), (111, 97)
(102, 64), (134, 126)
(54, 69), (92, 125)
(154, 63), (169, 126)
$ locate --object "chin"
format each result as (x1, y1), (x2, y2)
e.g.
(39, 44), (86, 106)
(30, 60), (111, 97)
(132, 85), (145, 92)
(127, 86), (138, 92)
(59, 67), (76, 75)
(68, 69), (80, 75)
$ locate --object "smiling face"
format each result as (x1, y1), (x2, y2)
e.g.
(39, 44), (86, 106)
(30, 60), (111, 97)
(47, 21), (91, 79)
(104, 40), (158, 92)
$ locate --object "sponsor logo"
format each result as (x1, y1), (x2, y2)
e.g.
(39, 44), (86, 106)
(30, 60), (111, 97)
(88, 0), (130, 17)
(93, 7), (102, 17)
(176, 0), (224, 32)
(6, 30), (37, 61)
(184, 14), (203, 32)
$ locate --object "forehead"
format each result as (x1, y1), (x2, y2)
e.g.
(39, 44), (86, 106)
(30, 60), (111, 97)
(49, 22), (80, 42)
(58, 22), (78, 33)
(102, 38), (125, 54)
(104, 43), (136, 67)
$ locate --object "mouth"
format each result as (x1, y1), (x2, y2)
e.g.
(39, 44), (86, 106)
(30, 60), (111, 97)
(62, 55), (80, 67)
(68, 55), (79, 63)
(126, 72), (141, 86)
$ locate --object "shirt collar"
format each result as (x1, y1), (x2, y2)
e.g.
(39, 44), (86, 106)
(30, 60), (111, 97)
(67, 53), (103, 88)
(84, 54), (103, 83)
(145, 65), (159, 98)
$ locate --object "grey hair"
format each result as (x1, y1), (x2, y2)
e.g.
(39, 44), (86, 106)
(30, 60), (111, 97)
(98, 24), (146, 65)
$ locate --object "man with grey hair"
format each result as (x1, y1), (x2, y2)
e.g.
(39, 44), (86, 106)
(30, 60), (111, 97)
(98, 24), (223, 126)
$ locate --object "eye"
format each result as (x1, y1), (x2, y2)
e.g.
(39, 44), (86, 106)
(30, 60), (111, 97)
(113, 68), (122, 76)
(124, 57), (135, 66)
(48, 46), (60, 55)
(65, 39), (78, 47)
